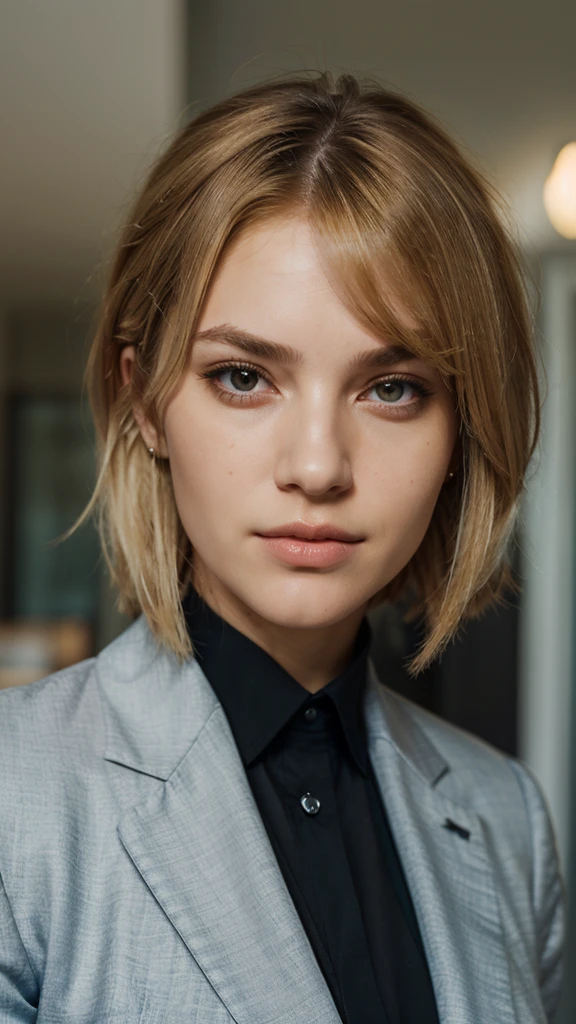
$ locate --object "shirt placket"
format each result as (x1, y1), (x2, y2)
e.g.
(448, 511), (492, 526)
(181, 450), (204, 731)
(283, 706), (389, 1024)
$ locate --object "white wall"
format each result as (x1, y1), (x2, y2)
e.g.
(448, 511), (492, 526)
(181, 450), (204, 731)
(0, 0), (185, 304)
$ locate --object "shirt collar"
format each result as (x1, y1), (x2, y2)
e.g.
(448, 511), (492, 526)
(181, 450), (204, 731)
(182, 584), (372, 776)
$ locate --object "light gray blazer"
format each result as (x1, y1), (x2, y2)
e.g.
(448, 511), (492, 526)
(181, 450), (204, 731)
(0, 615), (565, 1023)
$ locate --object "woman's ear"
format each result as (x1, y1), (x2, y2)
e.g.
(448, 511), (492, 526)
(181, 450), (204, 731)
(119, 344), (136, 389)
(119, 345), (168, 457)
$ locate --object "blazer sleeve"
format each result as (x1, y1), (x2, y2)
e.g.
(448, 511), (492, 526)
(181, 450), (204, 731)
(509, 759), (566, 1023)
(0, 874), (38, 1022)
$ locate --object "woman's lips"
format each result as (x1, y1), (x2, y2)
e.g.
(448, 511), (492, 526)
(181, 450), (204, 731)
(257, 535), (362, 568)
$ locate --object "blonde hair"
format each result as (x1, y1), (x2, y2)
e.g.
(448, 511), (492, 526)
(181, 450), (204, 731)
(77, 71), (540, 675)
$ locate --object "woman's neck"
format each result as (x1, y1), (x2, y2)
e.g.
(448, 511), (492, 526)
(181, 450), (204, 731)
(191, 572), (367, 693)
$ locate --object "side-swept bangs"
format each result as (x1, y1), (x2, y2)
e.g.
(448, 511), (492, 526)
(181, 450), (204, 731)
(77, 71), (540, 674)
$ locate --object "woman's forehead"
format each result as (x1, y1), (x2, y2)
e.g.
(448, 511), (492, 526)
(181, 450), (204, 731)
(197, 214), (423, 353)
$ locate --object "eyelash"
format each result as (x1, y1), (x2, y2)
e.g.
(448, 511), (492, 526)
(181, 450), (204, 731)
(198, 360), (434, 415)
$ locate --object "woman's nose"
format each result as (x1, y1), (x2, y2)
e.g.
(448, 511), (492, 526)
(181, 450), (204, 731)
(272, 400), (354, 497)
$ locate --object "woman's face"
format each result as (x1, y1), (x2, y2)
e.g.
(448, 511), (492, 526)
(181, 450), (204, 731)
(130, 213), (459, 640)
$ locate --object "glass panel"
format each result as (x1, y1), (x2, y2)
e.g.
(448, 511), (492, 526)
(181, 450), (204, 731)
(10, 397), (100, 620)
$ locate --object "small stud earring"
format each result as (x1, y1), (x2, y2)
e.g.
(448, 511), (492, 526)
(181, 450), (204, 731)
(448, 471), (454, 478)
(147, 446), (155, 457)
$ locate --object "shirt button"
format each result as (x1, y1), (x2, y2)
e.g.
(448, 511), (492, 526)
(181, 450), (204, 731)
(300, 793), (321, 815)
(303, 706), (318, 722)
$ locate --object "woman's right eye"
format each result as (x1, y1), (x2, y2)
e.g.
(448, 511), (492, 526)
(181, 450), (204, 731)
(218, 366), (263, 392)
(198, 361), (274, 403)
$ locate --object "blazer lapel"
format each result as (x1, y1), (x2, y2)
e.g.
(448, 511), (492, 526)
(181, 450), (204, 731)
(363, 661), (518, 1024)
(98, 617), (341, 1024)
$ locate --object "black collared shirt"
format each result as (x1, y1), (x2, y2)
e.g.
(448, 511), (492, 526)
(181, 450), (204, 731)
(182, 585), (439, 1024)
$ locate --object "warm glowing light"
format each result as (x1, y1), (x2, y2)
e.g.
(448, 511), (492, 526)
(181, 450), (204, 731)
(543, 143), (576, 239)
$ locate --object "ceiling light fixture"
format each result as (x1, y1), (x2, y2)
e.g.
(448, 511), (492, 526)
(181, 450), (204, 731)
(543, 142), (576, 239)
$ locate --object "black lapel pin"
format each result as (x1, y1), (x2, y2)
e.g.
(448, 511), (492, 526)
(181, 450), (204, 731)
(443, 817), (471, 841)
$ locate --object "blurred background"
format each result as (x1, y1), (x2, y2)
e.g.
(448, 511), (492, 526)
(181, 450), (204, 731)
(0, 0), (575, 1014)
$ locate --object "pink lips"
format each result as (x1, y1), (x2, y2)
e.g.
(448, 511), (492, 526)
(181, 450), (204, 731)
(258, 521), (363, 542)
(256, 522), (364, 568)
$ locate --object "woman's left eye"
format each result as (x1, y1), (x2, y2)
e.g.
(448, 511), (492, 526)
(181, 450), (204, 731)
(366, 378), (422, 405)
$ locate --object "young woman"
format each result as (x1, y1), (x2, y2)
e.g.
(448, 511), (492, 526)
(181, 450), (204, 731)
(0, 73), (565, 1023)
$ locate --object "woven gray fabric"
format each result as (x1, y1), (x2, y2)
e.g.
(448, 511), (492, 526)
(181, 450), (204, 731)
(0, 614), (565, 1023)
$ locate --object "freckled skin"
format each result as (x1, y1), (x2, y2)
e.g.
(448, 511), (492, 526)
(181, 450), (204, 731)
(120, 214), (459, 690)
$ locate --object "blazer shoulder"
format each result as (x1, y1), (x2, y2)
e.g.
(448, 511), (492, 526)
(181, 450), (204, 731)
(0, 616), (147, 751)
(0, 653), (96, 715)
(0, 655), (100, 766)
(374, 678), (533, 810)
(372, 680), (565, 901)
(0, 654), (109, 874)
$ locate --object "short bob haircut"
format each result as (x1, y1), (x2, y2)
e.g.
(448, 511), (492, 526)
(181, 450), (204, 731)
(77, 71), (540, 676)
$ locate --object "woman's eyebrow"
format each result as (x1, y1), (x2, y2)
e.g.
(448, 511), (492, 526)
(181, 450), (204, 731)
(191, 324), (419, 371)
